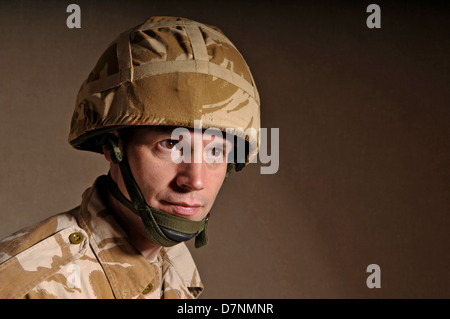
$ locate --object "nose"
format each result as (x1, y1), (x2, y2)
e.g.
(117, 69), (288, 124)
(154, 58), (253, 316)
(176, 162), (206, 191)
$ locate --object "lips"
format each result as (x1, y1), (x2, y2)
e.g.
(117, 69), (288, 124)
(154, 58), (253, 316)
(161, 200), (203, 217)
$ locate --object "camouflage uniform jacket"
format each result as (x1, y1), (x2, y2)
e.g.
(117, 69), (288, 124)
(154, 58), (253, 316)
(0, 175), (203, 299)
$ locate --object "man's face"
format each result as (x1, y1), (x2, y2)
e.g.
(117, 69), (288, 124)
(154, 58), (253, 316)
(111, 126), (231, 222)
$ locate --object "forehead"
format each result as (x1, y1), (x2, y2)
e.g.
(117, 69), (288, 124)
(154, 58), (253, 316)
(121, 126), (230, 141)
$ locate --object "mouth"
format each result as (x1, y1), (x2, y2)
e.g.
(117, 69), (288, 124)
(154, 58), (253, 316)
(160, 200), (203, 217)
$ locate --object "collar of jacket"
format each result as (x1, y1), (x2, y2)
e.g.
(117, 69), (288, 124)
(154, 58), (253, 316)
(77, 175), (203, 298)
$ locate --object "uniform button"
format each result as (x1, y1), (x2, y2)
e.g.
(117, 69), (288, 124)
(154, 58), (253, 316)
(69, 232), (84, 244)
(142, 283), (153, 295)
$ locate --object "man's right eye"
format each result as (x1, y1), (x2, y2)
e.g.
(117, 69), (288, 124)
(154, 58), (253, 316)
(160, 139), (179, 150)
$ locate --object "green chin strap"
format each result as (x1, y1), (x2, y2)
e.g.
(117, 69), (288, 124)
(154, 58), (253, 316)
(102, 134), (209, 248)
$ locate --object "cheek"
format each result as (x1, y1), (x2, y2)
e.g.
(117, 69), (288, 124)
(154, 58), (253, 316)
(128, 148), (176, 200)
(206, 166), (228, 197)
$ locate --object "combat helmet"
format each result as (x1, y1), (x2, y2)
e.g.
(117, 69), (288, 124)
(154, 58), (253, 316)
(68, 16), (261, 248)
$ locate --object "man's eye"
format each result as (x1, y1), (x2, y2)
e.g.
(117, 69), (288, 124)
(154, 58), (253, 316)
(209, 147), (222, 157)
(161, 140), (179, 150)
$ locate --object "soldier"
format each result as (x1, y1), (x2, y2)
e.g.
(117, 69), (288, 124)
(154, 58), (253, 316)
(0, 16), (260, 298)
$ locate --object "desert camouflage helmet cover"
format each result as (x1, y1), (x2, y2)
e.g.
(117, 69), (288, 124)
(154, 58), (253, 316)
(68, 16), (261, 163)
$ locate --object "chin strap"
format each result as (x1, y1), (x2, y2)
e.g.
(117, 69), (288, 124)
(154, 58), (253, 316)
(102, 134), (209, 248)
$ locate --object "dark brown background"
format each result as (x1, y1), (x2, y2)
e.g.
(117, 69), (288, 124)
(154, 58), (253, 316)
(0, 0), (449, 298)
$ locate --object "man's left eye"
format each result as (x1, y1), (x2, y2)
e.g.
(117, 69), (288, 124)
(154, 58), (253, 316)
(208, 147), (222, 157)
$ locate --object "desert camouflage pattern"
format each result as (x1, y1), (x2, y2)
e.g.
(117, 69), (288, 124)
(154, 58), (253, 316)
(0, 176), (203, 299)
(68, 16), (260, 162)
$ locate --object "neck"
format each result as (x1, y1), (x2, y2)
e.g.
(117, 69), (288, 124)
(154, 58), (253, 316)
(106, 189), (162, 261)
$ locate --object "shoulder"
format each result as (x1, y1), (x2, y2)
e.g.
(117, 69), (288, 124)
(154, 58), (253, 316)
(0, 208), (89, 299)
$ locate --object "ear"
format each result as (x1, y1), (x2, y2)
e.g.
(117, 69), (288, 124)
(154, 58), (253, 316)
(102, 131), (120, 163)
(102, 144), (113, 162)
